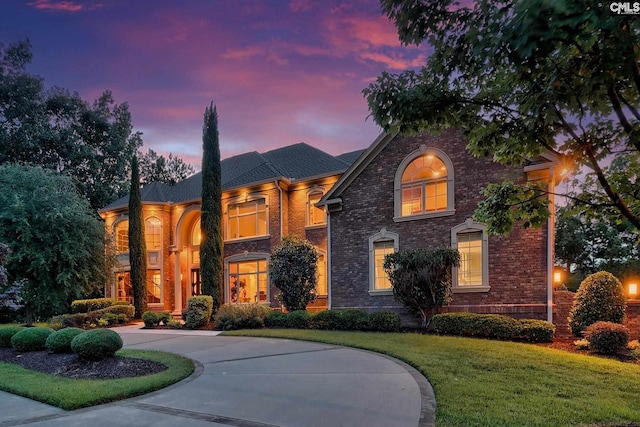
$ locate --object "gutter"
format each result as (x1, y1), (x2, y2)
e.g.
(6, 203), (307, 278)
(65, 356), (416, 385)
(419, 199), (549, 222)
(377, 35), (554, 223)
(547, 169), (555, 323)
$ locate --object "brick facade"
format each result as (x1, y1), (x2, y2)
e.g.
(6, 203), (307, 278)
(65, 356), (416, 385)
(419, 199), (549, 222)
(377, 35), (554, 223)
(329, 130), (550, 324)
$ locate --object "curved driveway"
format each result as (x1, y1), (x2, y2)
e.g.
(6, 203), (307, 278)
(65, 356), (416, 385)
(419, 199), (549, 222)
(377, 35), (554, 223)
(0, 326), (434, 427)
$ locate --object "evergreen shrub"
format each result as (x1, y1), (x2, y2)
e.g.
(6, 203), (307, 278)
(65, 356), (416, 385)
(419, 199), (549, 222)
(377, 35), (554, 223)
(11, 327), (55, 351)
(185, 296), (213, 329)
(214, 304), (272, 330)
(158, 311), (172, 325)
(432, 313), (554, 342)
(142, 311), (160, 328)
(286, 310), (310, 329)
(568, 271), (626, 337)
(584, 321), (629, 354)
(45, 327), (84, 353)
(0, 326), (24, 348)
(71, 298), (113, 313)
(515, 319), (555, 343)
(71, 329), (123, 360)
(308, 310), (341, 330)
(264, 311), (288, 328)
(368, 310), (402, 332)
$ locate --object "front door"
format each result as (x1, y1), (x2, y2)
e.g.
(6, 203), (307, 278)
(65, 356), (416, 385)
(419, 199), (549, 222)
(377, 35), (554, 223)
(191, 268), (201, 296)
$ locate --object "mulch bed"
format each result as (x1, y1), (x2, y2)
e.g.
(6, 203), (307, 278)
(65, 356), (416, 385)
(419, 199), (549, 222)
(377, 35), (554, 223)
(0, 348), (167, 379)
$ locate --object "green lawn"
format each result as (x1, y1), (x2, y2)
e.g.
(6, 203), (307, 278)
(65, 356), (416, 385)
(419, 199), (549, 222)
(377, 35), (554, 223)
(0, 349), (194, 410)
(223, 329), (640, 427)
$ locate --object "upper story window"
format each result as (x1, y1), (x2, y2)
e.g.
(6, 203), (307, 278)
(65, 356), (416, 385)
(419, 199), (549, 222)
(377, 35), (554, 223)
(115, 220), (129, 253)
(192, 218), (201, 246)
(307, 191), (326, 226)
(227, 198), (267, 240)
(145, 217), (162, 250)
(394, 146), (455, 222)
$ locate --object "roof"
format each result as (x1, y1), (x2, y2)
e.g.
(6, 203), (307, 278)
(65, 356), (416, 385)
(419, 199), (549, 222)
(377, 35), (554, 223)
(100, 142), (361, 212)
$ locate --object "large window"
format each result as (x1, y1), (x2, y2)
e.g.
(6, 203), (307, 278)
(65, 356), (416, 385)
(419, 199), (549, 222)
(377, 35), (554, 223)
(115, 220), (129, 253)
(228, 258), (269, 303)
(394, 147), (455, 221)
(145, 217), (162, 250)
(451, 219), (489, 291)
(307, 191), (326, 226)
(228, 199), (267, 239)
(147, 269), (162, 304)
(368, 229), (399, 294)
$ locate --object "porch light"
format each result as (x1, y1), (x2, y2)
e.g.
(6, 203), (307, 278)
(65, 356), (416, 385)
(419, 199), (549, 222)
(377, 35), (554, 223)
(629, 282), (638, 298)
(553, 271), (562, 284)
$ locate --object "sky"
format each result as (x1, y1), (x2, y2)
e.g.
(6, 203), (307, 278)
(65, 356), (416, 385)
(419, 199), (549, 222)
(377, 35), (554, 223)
(0, 0), (428, 169)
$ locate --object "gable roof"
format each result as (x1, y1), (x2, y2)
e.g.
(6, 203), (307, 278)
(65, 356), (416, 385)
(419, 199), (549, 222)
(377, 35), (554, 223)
(100, 142), (360, 212)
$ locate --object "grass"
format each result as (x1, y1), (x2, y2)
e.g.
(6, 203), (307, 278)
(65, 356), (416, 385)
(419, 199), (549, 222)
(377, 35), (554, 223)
(223, 329), (640, 427)
(0, 349), (195, 410)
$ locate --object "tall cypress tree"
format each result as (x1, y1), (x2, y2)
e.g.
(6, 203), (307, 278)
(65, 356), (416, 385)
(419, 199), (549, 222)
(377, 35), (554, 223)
(128, 155), (147, 318)
(200, 103), (223, 312)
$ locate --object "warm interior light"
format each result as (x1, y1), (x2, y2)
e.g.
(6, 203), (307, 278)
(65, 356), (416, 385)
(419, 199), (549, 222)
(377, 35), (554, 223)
(553, 271), (562, 284)
(630, 283), (638, 297)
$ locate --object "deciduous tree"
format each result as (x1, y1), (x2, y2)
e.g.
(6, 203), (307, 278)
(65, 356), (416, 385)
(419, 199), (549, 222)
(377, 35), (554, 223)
(364, 1), (640, 233)
(138, 148), (195, 185)
(200, 103), (223, 312)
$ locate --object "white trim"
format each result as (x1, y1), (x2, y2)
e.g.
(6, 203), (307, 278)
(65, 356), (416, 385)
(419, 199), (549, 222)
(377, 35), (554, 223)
(224, 193), (270, 241)
(394, 146), (455, 220)
(368, 228), (399, 294)
(451, 219), (490, 292)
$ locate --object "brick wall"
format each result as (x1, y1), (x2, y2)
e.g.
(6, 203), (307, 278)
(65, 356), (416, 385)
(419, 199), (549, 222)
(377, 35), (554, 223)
(330, 130), (549, 322)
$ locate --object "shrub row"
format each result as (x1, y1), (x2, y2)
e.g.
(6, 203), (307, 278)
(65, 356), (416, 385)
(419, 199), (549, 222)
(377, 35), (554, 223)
(227, 308), (403, 332)
(71, 298), (114, 313)
(6, 326), (123, 360)
(431, 313), (555, 343)
(0, 326), (24, 347)
(214, 304), (272, 330)
(51, 304), (135, 328)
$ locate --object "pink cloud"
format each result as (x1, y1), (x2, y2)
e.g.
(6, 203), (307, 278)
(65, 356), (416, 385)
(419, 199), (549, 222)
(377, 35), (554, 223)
(28, 0), (101, 12)
(289, 0), (313, 13)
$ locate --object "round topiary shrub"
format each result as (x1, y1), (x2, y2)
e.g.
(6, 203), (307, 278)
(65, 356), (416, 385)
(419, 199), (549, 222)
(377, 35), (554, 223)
(142, 311), (160, 328)
(0, 327), (24, 348)
(11, 327), (55, 352)
(584, 321), (630, 355)
(71, 329), (123, 360)
(568, 271), (626, 337)
(45, 327), (84, 353)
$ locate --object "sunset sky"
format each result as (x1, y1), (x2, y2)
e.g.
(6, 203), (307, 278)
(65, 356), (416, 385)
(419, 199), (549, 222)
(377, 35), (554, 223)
(0, 0), (428, 168)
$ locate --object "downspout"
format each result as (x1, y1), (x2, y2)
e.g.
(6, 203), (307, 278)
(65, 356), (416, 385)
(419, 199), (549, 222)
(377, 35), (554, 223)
(547, 169), (555, 323)
(275, 180), (283, 240)
(327, 206), (332, 310)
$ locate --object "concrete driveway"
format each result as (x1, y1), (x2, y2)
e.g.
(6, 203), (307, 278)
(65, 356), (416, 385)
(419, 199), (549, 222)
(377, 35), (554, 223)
(0, 327), (434, 427)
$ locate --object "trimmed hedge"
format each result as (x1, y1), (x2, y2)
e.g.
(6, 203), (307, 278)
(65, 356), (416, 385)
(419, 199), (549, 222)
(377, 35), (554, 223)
(584, 321), (630, 354)
(368, 311), (402, 332)
(0, 326), (24, 348)
(287, 310), (310, 329)
(263, 309), (401, 332)
(214, 304), (272, 330)
(142, 311), (160, 328)
(11, 327), (55, 351)
(45, 327), (84, 353)
(431, 313), (554, 343)
(71, 298), (114, 313)
(93, 304), (135, 319)
(71, 329), (123, 360)
(264, 311), (288, 328)
(185, 296), (213, 329)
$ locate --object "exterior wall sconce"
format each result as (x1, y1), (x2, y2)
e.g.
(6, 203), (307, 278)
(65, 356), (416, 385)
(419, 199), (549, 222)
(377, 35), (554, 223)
(629, 282), (638, 298)
(553, 271), (562, 284)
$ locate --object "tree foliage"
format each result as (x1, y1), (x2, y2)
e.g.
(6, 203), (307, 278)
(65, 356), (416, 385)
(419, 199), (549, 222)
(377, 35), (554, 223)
(138, 148), (195, 186)
(0, 39), (143, 210)
(0, 243), (25, 321)
(128, 156), (147, 318)
(269, 236), (318, 312)
(383, 248), (460, 327)
(364, 0), (640, 233)
(0, 164), (107, 320)
(200, 103), (223, 312)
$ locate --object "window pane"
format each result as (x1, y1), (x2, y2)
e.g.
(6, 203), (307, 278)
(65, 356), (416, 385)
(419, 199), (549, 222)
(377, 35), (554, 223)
(458, 232), (483, 286)
(116, 272), (132, 304)
(115, 221), (129, 253)
(192, 219), (201, 245)
(238, 214), (257, 237)
(401, 154), (448, 216)
(309, 192), (326, 225)
(146, 269), (162, 303)
(374, 240), (394, 290)
(228, 199), (266, 239)
(402, 184), (422, 216)
(425, 179), (447, 212)
(145, 217), (162, 249)
(229, 259), (268, 303)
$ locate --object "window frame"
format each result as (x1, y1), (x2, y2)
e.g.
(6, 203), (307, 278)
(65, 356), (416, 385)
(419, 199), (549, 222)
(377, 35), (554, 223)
(145, 216), (162, 250)
(224, 253), (271, 304)
(368, 228), (399, 296)
(451, 219), (490, 293)
(315, 248), (328, 296)
(224, 194), (270, 242)
(306, 189), (326, 228)
(114, 219), (129, 254)
(394, 146), (455, 222)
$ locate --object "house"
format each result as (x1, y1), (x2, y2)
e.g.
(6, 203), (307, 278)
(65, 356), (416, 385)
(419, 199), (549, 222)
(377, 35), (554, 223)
(99, 143), (364, 314)
(319, 130), (558, 324)
(99, 130), (558, 325)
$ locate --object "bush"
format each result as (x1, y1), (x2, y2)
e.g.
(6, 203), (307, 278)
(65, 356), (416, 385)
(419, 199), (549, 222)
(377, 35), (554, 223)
(45, 327), (84, 353)
(568, 271), (626, 337)
(309, 310), (341, 330)
(368, 310), (402, 332)
(71, 329), (123, 360)
(0, 326), (24, 348)
(11, 327), (55, 351)
(158, 311), (172, 325)
(269, 236), (318, 312)
(100, 313), (119, 326)
(93, 304), (135, 320)
(286, 310), (310, 329)
(515, 319), (555, 343)
(71, 298), (114, 314)
(264, 311), (288, 328)
(308, 310), (371, 331)
(584, 321), (630, 355)
(214, 304), (272, 330)
(185, 296), (213, 329)
(142, 311), (160, 328)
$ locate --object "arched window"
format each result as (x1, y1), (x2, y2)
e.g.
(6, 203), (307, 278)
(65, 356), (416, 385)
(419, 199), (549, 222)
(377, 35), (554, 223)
(394, 147), (455, 221)
(145, 217), (162, 250)
(307, 190), (326, 226)
(115, 220), (129, 253)
(192, 218), (201, 246)
(451, 219), (489, 291)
